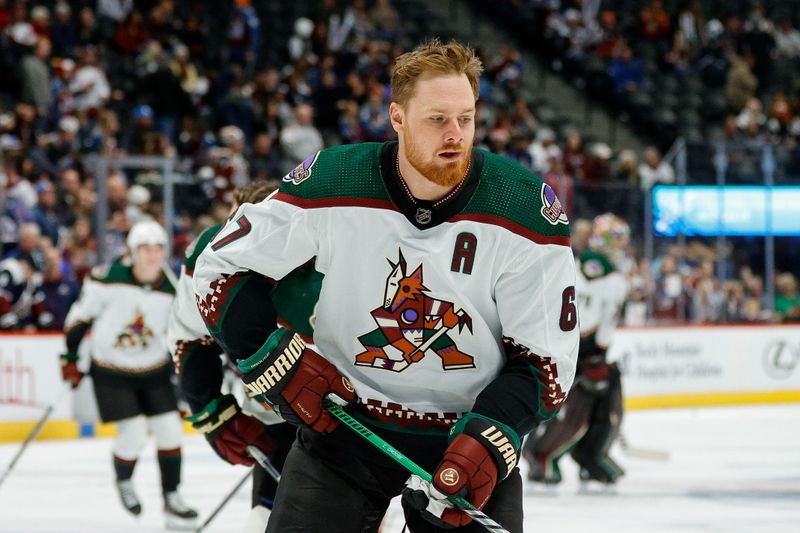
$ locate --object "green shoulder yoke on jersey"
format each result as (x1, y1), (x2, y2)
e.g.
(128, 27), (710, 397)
(91, 260), (175, 294)
(185, 224), (222, 276)
(579, 250), (615, 279)
(462, 150), (571, 244)
(278, 143), (391, 202)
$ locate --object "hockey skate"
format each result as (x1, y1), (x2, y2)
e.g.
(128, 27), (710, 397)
(163, 491), (198, 530)
(116, 479), (142, 516)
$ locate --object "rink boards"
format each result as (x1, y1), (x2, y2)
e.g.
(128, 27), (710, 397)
(1, 326), (800, 441)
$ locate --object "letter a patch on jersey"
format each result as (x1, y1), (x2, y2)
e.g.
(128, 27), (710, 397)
(354, 250), (474, 373)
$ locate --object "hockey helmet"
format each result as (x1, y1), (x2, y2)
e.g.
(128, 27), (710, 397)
(589, 213), (629, 256)
(126, 220), (168, 251)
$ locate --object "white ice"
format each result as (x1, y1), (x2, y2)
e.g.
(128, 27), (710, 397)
(1, 404), (798, 533)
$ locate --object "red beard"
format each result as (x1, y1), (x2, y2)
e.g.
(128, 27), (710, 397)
(404, 135), (471, 187)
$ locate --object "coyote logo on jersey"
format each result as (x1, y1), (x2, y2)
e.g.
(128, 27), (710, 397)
(114, 309), (154, 349)
(355, 250), (474, 372)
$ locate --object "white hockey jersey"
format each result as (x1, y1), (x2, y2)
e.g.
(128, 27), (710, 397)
(65, 261), (174, 374)
(193, 142), (579, 430)
(575, 251), (628, 350)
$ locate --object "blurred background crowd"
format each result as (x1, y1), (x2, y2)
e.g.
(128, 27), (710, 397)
(1, 0), (799, 332)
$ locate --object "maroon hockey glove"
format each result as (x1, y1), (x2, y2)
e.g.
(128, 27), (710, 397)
(238, 328), (356, 433)
(187, 394), (274, 466)
(403, 413), (520, 528)
(60, 353), (83, 389)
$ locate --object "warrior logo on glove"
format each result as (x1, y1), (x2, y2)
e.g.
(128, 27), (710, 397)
(355, 250), (474, 373)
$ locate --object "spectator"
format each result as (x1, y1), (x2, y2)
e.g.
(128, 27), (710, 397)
(608, 41), (645, 104)
(775, 273), (800, 322)
(76, 7), (102, 48)
(69, 45), (110, 113)
(7, 222), (46, 272)
(583, 142), (613, 182)
(114, 9), (150, 56)
(689, 259), (724, 323)
(725, 51), (758, 113)
(613, 149), (639, 183)
(50, 2), (77, 57)
(0, 254), (42, 331)
(562, 130), (587, 179)
(32, 181), (64, 246)
(279, 103), (324, 170)
(20, 37), (52, 115)
(653, 254), (686, 322)
(62, 215), (97, 281)
(640, 0), (672, 42)
(36, 243), (79, 330)
(56, 168), (82, 225)
(125, 104), (157, 154)
(528, 127), (561, 175)
(227, 0), (261, 69)
(247, 132), (282, 183)
(638, 146), (675, 190)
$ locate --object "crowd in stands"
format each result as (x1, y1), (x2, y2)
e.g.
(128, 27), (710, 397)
(0, 0), (797, 332)
(477, 0), (800, 182)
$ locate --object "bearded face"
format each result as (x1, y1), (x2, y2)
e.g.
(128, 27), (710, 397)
(393, 73), (476, 189)
(403, 133), (472, 187)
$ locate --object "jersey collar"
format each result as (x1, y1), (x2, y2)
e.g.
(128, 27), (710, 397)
(380, 141), (483, 230)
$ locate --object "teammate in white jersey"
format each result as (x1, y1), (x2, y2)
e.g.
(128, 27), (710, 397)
(523, 213), (629, 486)
(168, 182), (313, 532)
(193, 39), (579, 532)
(61, 220), (197, 529)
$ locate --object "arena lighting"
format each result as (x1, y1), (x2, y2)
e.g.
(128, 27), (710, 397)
(652, 185), (800, 236)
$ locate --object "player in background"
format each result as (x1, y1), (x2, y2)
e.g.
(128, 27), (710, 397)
(523, 213), (630, 487)
(61, 220), (198, 529)
(168, 182), (322, 532)
(193, 39), (579, 532)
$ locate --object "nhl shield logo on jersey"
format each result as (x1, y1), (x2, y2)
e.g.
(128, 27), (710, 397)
(540, 183), (569, 225)
(355, 250), (474, 372)
(114, 309), (154, 349)
(283, 151), (320, 185)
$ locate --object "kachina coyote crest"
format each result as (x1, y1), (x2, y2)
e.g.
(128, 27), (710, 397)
(355, 250), (474, 372)
(114, 309), (154, 349)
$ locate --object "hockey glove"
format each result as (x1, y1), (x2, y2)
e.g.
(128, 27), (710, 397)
(60, 352), (83, 389)
(402, 413), (520, 528)
(238, 328), (356, 433)
(187, 394), (274, 466)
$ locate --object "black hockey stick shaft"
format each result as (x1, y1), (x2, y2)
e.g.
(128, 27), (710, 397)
(324, 399), (510, 533)
(194, 468), (252, 533)
(0, 383), (71, 490)
(246, 445), (281, 482)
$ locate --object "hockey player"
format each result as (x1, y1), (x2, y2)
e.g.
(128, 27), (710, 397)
(193, 39), (579, 532)
(167, 182), (322, 532)
(523, 213), (629, 486)
(61, 220), (198, 529)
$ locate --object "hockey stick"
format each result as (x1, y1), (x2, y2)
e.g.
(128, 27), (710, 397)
(324, 399), (510, 533)
(0, 382), (72, 490)
(245, 445), (282, 483)
(194, 469), (253, 533)
(617, 433), (670, 461)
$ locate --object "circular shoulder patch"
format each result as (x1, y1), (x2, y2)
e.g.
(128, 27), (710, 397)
(582, 258), (605, 279)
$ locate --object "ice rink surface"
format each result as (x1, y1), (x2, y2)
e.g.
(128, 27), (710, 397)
(1, 404), (798, 533)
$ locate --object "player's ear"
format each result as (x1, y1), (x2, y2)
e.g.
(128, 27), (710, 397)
(389, 102), (404, 133)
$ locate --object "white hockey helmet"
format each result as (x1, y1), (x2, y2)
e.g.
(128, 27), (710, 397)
(126, 220), (168, 251)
